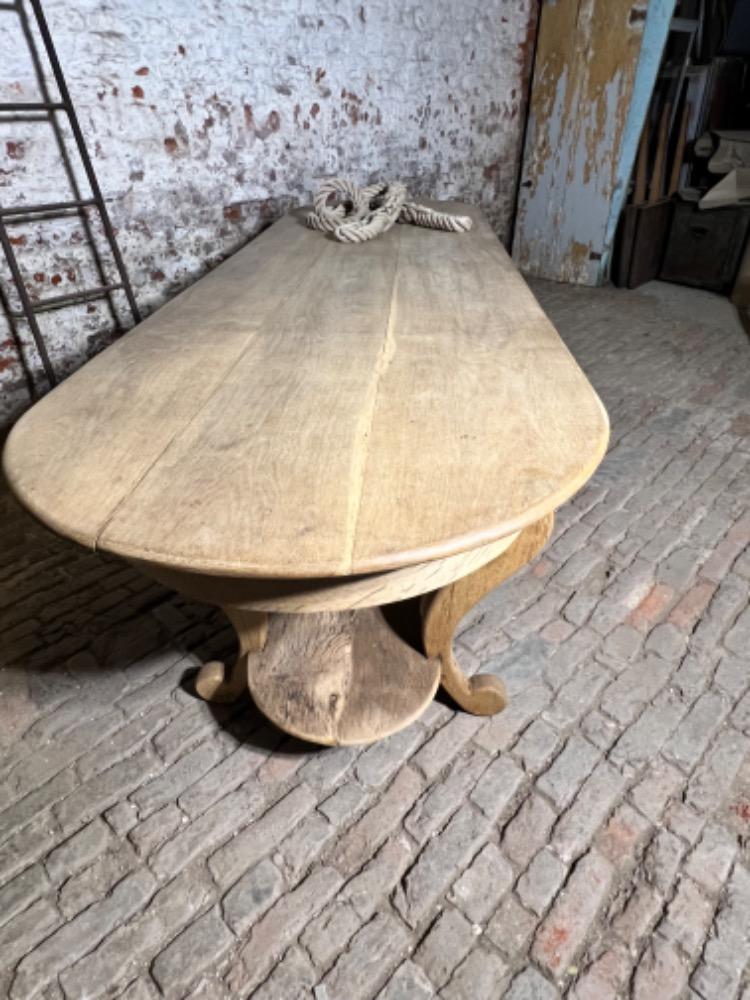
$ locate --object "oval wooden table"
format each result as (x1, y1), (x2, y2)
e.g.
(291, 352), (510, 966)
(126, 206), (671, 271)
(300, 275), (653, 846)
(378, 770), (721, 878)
(3, 204), (609, 746)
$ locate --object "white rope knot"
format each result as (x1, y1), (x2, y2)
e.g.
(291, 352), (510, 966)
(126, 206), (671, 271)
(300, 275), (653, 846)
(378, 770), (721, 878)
(306, 178), (472, 244)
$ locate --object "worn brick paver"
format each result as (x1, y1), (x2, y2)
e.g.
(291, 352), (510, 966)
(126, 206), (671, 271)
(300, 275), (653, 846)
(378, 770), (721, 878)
(1, 279), (749, 998)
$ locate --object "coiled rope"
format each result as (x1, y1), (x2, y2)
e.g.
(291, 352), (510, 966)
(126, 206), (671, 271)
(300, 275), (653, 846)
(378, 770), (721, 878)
(306, 178), (472, 244)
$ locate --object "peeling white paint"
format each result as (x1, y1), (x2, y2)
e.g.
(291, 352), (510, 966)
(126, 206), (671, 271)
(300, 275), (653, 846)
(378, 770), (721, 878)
(512, 0), (647, 286)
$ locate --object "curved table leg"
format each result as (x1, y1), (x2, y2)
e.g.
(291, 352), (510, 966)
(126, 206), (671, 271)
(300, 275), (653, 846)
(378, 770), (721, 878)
(195, 608), (268, 703)
(422, 513), (554, 715)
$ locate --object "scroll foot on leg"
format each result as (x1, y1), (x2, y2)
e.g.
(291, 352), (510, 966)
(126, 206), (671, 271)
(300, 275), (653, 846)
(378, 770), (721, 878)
(195, 608), (268, 704)
(422, 513), (554, 716)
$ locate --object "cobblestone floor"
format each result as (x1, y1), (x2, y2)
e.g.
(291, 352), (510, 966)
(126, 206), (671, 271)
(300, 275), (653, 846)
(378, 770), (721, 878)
(1, 278), (750, 1000)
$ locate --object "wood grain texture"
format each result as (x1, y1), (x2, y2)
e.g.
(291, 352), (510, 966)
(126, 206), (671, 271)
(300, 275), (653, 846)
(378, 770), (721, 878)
(513, 0), (649, 284)
(668, 101), (690, 198)
(634, 122), (649, 204)
(245, 608), (440, 746)
(4, 203), (608, 579)
(132, 532), (518, 613)
(2, 214), (313, 551)
(423, 512), (554, 714)
(194, 608), (268, 704)
(649, 103), (671, 204)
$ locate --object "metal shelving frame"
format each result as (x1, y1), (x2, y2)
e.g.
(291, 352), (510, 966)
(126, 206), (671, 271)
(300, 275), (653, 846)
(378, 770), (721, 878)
(0, 0), (140, 387)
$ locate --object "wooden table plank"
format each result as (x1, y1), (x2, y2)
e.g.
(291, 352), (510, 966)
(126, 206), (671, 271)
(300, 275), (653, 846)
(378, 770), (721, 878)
(3, 215), (317, 548)
(98, 223), (400, 575)
(350, 208), (609, 571)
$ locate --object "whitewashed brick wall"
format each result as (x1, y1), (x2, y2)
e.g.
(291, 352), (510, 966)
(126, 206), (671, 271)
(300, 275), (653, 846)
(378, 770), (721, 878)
(0, 0), (536, 423)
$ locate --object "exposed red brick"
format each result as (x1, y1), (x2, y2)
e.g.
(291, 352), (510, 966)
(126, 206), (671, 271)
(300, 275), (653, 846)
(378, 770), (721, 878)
(628, 584), (675, 630)
(596, 806), (651, 868)
(668, 581), (716, 631)
(532, 558), (554, 579)
(533, 850), (613, 974)
(537, 925), (570, 970)
(164, 137), (178, 153)
(135, 66), (149, 75)
(132, 85), (144, 99)
(730, 413), (750, 437)
(701, 517), (750, 583)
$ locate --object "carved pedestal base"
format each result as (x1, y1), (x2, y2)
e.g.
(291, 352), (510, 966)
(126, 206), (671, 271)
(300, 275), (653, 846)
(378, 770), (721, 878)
(188, 513), (554, 746)
(422, 512), (554, 716)
(215, 608), (440, 746)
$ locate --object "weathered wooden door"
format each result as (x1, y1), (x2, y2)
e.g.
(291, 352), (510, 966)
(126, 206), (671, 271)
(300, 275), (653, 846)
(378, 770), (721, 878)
(513, 0), (675, 286)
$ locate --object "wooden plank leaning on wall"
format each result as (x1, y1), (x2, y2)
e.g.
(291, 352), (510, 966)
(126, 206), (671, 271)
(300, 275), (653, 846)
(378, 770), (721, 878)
(513, 0), (676, 286)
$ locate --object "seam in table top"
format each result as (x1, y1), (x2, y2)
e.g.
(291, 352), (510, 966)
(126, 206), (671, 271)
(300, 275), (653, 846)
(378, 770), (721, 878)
(340, 229), (401, 575)
(92, 232), (327, 553)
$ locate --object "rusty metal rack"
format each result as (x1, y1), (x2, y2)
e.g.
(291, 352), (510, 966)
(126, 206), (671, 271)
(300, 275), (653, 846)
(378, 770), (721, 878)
(0, 0), (140, 388)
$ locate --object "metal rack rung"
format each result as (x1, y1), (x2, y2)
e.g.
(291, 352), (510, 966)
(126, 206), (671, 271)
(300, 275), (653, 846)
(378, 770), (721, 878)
(0, 100), (66, 111)
(1, 198), (98, 220)
(0, 0), (141, 390)
(8, 282), (124, 316)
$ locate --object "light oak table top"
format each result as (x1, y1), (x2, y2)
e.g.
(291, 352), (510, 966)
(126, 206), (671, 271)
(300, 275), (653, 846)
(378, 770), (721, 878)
(4, 203), (609, 581)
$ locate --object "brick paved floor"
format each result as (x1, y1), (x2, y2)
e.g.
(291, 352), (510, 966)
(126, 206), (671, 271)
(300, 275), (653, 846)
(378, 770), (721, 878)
(1, 278), (750, 1000)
